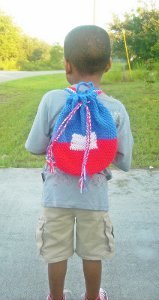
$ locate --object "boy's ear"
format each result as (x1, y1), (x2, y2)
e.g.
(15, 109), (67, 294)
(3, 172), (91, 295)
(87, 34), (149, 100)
(104, 57), (112, 72)
(64, 59), (72, 74)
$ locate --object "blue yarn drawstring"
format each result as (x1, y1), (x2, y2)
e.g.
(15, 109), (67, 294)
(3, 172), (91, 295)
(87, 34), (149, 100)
(66, 82), (98, 107)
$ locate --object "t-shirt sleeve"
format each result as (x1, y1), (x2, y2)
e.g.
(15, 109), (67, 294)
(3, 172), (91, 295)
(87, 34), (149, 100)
(25, 94), (51, 154)
(113, 104), (134, 171)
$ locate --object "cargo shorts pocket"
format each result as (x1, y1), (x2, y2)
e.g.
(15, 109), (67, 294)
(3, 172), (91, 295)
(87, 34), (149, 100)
(36, 217), (46, 255)
(104, 214), (115, 253)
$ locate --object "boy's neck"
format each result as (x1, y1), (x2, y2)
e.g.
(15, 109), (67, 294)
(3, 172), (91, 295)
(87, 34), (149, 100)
(68, 72), (102, 88)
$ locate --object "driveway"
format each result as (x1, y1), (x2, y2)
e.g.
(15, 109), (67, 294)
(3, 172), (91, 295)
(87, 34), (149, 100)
(0, 168), (159, 300)
(0, 70), (65, 83)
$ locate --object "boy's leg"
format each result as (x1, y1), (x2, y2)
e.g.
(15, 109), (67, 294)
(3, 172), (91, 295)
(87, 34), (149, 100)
(36, 208), (75, 299)
(48, 260), (67, 300)
(76, 210), (115, 300)
(83, 260), (102, 300)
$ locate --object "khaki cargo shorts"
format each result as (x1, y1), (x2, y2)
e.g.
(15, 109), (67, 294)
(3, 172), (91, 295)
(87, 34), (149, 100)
(36, 208), (115, 263)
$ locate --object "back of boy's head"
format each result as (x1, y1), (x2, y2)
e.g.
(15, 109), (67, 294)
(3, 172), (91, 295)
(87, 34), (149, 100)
(64, 25), (111, 75)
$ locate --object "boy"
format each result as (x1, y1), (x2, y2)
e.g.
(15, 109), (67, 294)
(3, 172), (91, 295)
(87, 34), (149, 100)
(25, 25), (133, 300)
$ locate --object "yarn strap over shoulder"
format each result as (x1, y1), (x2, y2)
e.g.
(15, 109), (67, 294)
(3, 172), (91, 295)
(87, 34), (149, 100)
(46, 81), (117, 193)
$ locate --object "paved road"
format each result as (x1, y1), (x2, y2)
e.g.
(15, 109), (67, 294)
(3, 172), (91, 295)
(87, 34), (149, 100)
(0, 168), (159, 300)
(0, 70), (65, 83)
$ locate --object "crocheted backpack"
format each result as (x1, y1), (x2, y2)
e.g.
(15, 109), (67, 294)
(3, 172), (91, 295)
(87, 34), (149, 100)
(46, 82), (117, 192)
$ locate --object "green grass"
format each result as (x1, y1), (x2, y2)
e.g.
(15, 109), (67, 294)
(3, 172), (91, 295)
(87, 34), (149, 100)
(101, 80), (159, 168)
(0, 73), (159, 168)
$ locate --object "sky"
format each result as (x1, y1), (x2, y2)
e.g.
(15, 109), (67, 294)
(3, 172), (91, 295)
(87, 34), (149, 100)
(0, 0), (158, 45)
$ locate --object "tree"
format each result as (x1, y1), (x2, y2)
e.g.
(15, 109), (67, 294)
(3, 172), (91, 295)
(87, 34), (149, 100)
(0, 11), (63, 70)
(109, 7), (159, 63)
(22, 36), (51, 62)
(0, 12), (24, 64)
(50, 44), (64, 68)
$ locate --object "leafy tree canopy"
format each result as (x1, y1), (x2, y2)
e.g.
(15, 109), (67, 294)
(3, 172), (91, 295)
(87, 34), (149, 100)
(109, 5), (159, 63)
(0, 12), (24, 61)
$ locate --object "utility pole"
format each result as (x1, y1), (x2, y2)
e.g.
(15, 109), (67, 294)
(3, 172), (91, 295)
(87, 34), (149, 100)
(122, 29), (132, 77)
(93, 0), (96, 24)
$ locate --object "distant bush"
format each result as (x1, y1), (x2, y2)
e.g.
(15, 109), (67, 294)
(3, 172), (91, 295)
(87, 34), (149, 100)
(19, 60), (47, 71)
(19, 60), (64, 71)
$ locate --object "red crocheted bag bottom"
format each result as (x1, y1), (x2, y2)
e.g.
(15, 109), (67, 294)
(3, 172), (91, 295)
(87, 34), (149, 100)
(52, 139), (117, 176)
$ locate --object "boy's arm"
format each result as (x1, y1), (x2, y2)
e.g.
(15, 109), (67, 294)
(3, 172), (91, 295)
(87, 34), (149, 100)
(113, 104), (134, 171)
(25, 94), (50, 155)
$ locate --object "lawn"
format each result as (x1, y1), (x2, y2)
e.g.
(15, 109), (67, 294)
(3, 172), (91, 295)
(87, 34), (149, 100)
(0, 73), (159, 168)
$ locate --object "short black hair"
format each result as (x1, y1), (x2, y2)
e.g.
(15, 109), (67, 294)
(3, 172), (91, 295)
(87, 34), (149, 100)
(64, 25), (111, 75)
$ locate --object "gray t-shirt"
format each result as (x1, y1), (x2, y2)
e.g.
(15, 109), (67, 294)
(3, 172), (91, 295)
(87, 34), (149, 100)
(25, 86), (133, 211)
